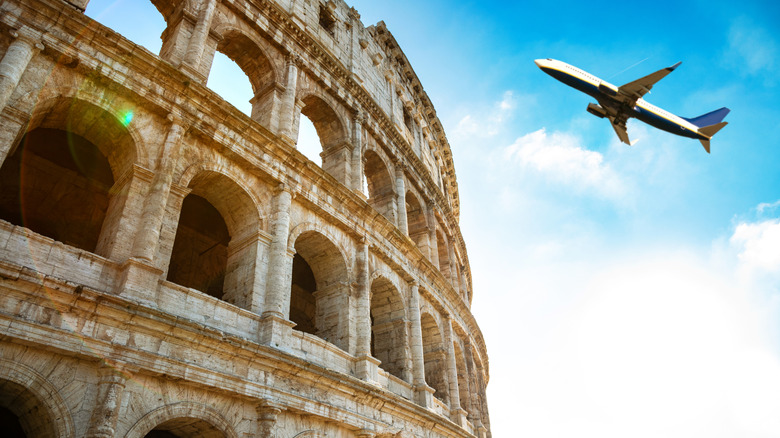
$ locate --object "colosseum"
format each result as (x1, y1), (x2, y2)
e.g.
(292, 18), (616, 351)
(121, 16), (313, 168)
(0, 0), (491, 436)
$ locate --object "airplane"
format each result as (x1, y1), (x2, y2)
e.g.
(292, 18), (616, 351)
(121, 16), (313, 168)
(534, 58), (729, 153)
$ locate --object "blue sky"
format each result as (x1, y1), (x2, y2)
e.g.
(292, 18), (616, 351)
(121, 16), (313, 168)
(86, 1), (780, 437)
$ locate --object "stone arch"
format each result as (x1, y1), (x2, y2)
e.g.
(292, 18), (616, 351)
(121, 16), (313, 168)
(209, 23), (281, 125)
(370, 275), (410, 382)
(0, 358), (75, 438)
(167, 167), (263, 310)
(0, 94), (144, 259)
(293, 431), (324, 438)
(124, 401), (238, 438)
(420, 311), (448, 404)
(435, 228), (451, 278)
(19, 87), (150, 168)
(298, 93), (351, 185)
(290, 226), (351, 351)
(405, 191), (428, 252)
(453, 339), (472, 417)
(363, 148), (396, 223)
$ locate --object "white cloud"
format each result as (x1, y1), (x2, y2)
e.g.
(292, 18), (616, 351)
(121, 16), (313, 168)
(725, 17), (778, 85)
(731, 218), (780, 273)
(454, 90), (518, 138)
(503, 128), (627, 201)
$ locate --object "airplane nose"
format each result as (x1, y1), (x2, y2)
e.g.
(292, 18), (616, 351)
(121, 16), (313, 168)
(534, 59), (543, 67)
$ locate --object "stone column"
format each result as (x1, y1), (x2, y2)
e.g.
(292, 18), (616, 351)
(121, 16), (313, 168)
(117, 119), (185, 305)
(426, 201), (439, 266)
(409, 282), (434, 407)
(448, 241), (459, 287)
(0, 27), (43, 166)
(443, 316), (467, 426)
(181, 0), (218, 73)
(256, 401), (283, 438)
(260, 184), (295, 346)
(350, 111), (364, 192)
(0, 27), (43, 114)
(395, 162), (408, 235)
(278, 55), (300, 142)
(354, 239), (380, 383)
(460, 267), (470, 303)
(355, 239), (371, 356)
(356, 430), (376, 438)
(85, 364), (131, 438)
(130, 119), (186, 264)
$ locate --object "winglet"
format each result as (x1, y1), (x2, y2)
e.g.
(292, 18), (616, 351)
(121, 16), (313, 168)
(668, 61), (682, 71)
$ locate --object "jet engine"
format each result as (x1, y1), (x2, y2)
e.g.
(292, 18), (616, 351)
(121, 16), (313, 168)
(586, 102), (607, 118)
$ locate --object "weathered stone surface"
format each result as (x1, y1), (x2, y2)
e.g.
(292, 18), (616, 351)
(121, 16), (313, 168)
(0, 0), (490, 436)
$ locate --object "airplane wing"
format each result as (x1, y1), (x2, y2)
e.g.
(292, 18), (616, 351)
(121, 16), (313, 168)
(608, 115), (636, 145)
(618, 61), (682, 103)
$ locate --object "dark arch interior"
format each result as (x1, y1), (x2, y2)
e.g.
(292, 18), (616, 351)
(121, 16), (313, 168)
(0, 379), (56, 438)
(0, 127), (113, 252)
(0, 406), (25, 438)
(145, 417), (225, 438)
(290, 253), (317, 335)
(167, 194), (230, 299)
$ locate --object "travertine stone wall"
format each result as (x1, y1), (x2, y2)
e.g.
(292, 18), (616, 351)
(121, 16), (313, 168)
(0, 0), (490, 436)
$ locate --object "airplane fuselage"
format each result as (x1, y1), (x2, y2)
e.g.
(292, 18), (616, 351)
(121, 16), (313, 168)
(536, 59), (706, 141)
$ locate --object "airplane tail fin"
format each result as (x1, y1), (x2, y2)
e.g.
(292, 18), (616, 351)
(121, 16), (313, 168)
(697, 121), (729, 153)
(684, 107), (730, 128)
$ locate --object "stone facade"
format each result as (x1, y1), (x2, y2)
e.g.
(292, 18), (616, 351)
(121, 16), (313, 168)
(0, 0), (490, 436)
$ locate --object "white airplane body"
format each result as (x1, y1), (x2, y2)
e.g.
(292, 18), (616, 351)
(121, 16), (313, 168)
(534, 58), (729, 153)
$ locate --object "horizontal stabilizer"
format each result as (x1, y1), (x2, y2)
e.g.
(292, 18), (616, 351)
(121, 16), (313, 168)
(697, 121), (728, 154)
(684, 107), (730, 128)
(699, 121), (728, 137)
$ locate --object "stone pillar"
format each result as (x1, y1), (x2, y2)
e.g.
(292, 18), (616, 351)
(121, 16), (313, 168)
(460, 267), (470, 303)
(409, 282), (434, 407)
(85, 364), (131, 438)
(354, 239), (380, 383)
(181, 0), (218, 75)
(117, 120), (185, 305)
(395, 162), (408, 235)
(0, 27), (42, 166)
(443, 316), (467, 426)
(356, 430), (376, 438)
(260, 184), (295, 346)
(0, 27), (43, 115)
(256, 401), (283, 438)
(130, 119), (186, 264)
(426, 201), (439, 266)
(350, 111), (364, 192)
(355, 239), (371, 356)
(278, 56), (300, 142)
(448, 241), (459, 287)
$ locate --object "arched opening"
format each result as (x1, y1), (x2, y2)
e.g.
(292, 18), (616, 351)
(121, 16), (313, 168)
(370, 277), (409, 382)
(167, 194), (229, 299)
(299, 96), (349, 184)
(0, 127), (114, 254)
(436, 229), (451, 278)
(85, 0), (166, 55)
(0, 379), (57, 438)
(291, 231), (350, 350)
(207, 51), (253, 115)
(297, 116), (323, 165)
(290, 253), (317, 336)
(167, 171), (261, 310)
(145, 417), (226, 438)
(209, 30), (275, 119)
(420, 313), (448, 404)
(363, 150), (396, 223)
(453, 340), (472, 417)
(405, 192), (428, 252)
